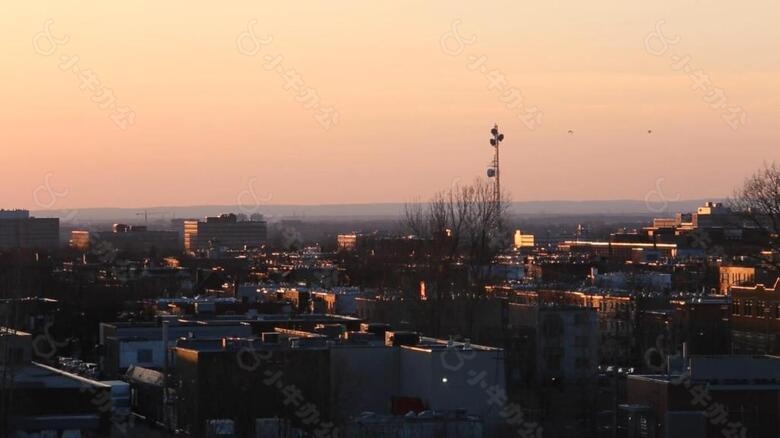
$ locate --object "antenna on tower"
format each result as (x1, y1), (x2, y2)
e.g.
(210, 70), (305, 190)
(488, 124), (505, 211)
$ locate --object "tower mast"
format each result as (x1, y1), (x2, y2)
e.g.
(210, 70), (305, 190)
(489, 124), (505, 211)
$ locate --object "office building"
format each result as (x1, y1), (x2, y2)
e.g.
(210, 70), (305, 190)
(182, 213), (267, 251)
(0, 209), (59, 250)
(514, 230), (535, 249)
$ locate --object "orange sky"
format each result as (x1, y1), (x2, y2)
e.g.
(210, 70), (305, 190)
(3, 1), (778, 210)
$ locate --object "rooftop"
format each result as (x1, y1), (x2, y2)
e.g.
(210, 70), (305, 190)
(6, 362), (108, 390)
(630, 355), (780, 385)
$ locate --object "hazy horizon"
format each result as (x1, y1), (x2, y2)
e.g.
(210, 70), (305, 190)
(27, 198), (727, 223)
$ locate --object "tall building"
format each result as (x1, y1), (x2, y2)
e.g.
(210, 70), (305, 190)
(185, 213), (267, 251)
(0, 209), (59, 250)
(513, 230), (535, 248)
(181, 219), (199, 252)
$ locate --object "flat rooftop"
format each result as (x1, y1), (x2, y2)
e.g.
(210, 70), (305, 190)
(7, 362), (108, 390)
(630, 355), (780, 385)
(394, 337), (501, 352)
(106, 313), (360, 328)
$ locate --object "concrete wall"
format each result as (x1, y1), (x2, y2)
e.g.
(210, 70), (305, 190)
(330, 346), (395, 420)
(399, 347), (506, 428)
(119, 339), (161, 369)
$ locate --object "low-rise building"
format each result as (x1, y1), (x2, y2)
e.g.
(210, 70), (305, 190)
(172, 328), (506, 437)
(626, 355), (780, 437)
(99, 319), (253, 378)
(719, 265), (756, 294)
(731, 278), (780, 355)
(1, 327), (115, 436)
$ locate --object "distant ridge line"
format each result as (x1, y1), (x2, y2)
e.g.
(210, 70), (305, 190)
(30, 199), (725, 222)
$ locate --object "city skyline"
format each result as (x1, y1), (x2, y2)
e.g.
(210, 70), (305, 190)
(3, 3), (780, 437)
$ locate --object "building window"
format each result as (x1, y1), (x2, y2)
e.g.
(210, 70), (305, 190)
(732, 300), (741, 316)
(745, 300), (753, 317)
(137, 349), (153, 363)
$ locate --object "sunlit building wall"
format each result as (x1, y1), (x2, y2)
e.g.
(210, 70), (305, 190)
(514, 230), (535, 248)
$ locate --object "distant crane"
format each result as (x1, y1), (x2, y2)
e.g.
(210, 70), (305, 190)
(136, 210), (171, 224)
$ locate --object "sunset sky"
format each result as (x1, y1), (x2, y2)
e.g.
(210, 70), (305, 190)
(3, 1), (778, 211)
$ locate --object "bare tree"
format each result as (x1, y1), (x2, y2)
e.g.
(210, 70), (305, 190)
(730, 162), (780, 270)
(403, 178), (511, 296)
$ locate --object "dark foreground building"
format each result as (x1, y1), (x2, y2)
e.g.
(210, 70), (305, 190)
(626, 355), (780, 438)
(1, 327), (115, 436)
